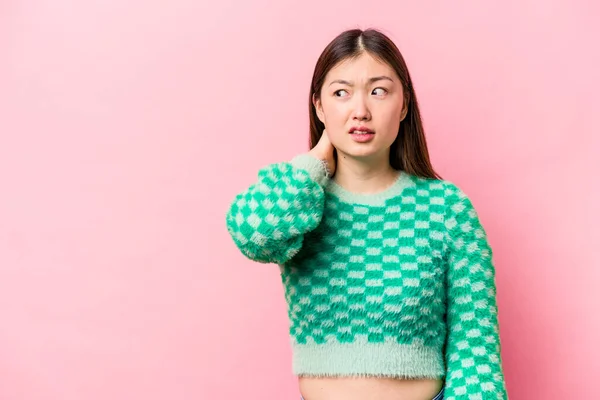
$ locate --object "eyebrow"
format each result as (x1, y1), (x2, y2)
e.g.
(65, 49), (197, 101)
(328, 76), (394, 86)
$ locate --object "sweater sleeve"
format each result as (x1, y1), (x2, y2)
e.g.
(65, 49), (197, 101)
(225, 153), (330, 264)
(442, 184), (508, 400)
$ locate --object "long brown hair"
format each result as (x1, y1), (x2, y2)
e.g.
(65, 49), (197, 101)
(308, 28), (441, 180)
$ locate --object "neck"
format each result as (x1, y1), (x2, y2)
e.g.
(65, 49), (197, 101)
(332, 151), (399, 194)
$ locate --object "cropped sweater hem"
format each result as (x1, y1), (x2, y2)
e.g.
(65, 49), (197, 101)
(292, 340), (445, 379)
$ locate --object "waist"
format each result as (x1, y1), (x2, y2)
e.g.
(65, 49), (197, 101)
(299, 376), (445, 400)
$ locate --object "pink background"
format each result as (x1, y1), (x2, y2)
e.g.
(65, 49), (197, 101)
(1, 1), (599, 399)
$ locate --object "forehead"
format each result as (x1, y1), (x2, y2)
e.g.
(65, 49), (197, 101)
(326, 52), (395, 81)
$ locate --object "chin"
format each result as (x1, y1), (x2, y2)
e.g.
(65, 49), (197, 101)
(339, 147), (385, 160)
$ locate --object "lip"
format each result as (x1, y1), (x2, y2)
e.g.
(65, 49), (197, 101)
(349, 126), (375, 134)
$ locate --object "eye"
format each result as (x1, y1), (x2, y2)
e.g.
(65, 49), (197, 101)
(372, 87), (388, 96)
(334, 89), (349, 97)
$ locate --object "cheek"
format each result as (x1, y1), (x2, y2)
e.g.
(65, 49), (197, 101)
(321, 102), (344, 121)
(321, 106), (347, 131)
(327, 128), (347, 146)
(379, 103), (404, 128)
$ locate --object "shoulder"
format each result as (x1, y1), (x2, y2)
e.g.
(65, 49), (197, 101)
(406, 174), (477, 220)
(404, 173), (467, 202)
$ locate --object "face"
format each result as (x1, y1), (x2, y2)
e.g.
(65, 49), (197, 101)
(313, 52), (407, 161)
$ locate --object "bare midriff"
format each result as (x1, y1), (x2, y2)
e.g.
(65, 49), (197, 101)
(298, 376), (444, 400)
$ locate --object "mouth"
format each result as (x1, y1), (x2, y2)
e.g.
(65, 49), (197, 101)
(348, 126), (376, 143)
(349, 126), (375, 134)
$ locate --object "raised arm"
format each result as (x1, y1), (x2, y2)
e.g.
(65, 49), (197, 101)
(225, 153), (331, 264)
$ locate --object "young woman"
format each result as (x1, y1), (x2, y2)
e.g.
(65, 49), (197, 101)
(226, 28), (508, 400)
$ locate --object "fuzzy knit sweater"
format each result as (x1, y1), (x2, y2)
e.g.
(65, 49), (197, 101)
(225, 154), (508, 400)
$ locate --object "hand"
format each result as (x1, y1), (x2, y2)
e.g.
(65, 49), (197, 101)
(309, 128), (336, 176)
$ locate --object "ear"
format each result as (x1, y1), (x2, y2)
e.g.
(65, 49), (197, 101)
(399, 101), (408, 122)
(312, 93), (325, 124)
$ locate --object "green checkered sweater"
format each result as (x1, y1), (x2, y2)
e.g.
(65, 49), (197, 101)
(226, 154), (508, 400)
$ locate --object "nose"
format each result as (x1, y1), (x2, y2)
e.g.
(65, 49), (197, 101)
(352, 93), (371, 121)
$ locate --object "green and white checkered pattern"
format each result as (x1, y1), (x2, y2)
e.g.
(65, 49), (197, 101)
(441, 188), (507, 399)
(226, 156), (328, 264)
(226, 155), (508, 399)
